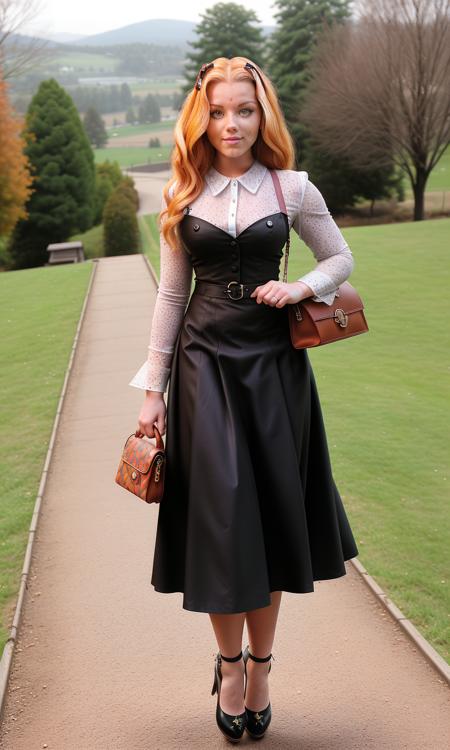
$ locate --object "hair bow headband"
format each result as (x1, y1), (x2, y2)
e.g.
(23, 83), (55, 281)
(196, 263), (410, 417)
(195, 61), (264, 90)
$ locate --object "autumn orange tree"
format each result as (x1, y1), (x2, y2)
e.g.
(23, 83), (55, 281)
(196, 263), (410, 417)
(0, 70), (32, 238)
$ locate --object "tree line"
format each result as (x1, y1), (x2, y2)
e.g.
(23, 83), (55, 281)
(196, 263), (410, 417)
(181, 0), (449, 220)
(1, 0), (449, 270)
(0, 78), (140, 269)
(12, 82), (174, 117)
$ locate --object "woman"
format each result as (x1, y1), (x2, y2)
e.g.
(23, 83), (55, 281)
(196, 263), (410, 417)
(129, 56), (359, 743)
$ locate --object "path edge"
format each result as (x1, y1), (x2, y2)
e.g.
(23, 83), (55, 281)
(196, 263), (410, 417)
(0, 258), (99, 721)
(349, 558), (450, 684)
(141, 251), (159, 286)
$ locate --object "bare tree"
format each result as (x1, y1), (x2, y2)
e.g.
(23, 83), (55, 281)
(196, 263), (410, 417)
(0, 0), (48, 80)
(302, 0), (450, 220)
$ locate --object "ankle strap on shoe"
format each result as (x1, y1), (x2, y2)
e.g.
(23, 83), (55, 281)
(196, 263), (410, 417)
(220, 650), (243, 662)
(247, 650), (274, 663)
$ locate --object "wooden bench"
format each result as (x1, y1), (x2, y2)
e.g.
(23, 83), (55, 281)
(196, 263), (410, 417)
(46, 241), (85, 265)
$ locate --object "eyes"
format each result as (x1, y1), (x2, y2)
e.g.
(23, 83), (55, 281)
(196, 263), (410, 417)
(210, 108), (254, 119)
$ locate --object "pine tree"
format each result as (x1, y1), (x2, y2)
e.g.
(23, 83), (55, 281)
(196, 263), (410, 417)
(120, 83), (132, 110)
(9, 79), (96, 268)
(83, 106), (108, 148)
(0, 71), (32, 238)
(268, 0), (399, 210)
(268, 0), (352, 160)
(125, 107), (136, 124)
(182, 2), (266, 97)
(137, 94), (160, 124)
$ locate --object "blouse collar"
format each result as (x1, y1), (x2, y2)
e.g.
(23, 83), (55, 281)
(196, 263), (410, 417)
(205, 159), (267, 196)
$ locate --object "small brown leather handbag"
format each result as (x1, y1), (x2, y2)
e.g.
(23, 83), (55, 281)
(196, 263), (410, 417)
(287, 280), (369, 348)
(270, 170), (369, 348)
(115, 425), (165, 504)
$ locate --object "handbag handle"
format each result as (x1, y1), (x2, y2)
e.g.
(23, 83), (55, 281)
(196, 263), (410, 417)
(134, 423), (164, 449)
(268, 169), (290, 284)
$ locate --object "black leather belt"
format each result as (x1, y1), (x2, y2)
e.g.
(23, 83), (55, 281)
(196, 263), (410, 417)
(194, 279), (265, 300)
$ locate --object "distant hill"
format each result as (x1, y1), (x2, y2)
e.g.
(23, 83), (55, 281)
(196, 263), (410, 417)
(5, 32), (61, 48)
(76, 18), (276, 47)
(42, 32), (88, 44)
(76, 19), (198, 46)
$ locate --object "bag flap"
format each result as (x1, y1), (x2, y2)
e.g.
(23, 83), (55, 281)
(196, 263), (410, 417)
(300, 281), (365, 322)
(121, 435), (162, 474)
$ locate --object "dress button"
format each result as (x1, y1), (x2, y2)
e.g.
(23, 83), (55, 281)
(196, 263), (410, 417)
(231, 265), (238, 272)
(266, 220), (273, 227)
(231, 252), (237, 259)
(193, 224), (200, 231)
(230, 240), (236, 246)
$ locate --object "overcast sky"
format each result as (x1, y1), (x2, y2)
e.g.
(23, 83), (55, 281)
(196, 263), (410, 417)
(29, 1), (279, 37)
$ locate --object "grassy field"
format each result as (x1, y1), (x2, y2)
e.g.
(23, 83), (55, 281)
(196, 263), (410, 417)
(52, 51), (120, 72)
(94, 145), (172, 167)
(141, 214), (450, 663)
(405, 146), (450, 194)
(107, 122), (176, 138)
(0, 217), (448, 663)
(0, 262), (93, 653)
(129, 80), (183, 95)
(399, 145), (449, 200)
(303, 218), (449, 663)
(139, 215), (159, 258)
(69, 224), (104, 258)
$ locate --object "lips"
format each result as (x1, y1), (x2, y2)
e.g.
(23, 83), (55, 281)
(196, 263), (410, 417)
(223, 138), (241, 142)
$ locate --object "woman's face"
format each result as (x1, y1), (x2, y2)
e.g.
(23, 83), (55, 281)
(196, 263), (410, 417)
(205, 79), (262, 162)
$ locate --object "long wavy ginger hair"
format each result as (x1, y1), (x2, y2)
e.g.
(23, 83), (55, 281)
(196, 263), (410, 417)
(160, 56), (296, 251)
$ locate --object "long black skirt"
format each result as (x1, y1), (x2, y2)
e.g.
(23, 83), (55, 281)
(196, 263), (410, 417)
(150, 289), (359, 613)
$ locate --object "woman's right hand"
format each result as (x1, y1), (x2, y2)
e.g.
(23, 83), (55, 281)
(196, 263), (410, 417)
(137, 391), (167, 438)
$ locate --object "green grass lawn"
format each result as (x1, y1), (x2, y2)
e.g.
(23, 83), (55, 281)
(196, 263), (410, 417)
(129, 80), (182, 94)
(140, 214), (160, 267)
(141, 214), (450, 663)
(52, 51), (120, 72)
(303, 218), (450, 663)
(93, 145), (172, 167)
(107, 121), (176, 138)
(0, 262), (93, 653)
(401, 144), (449, 196)
(425, 148), (449, 191)
(69, 223), (104, 258)
(69, 221), (145, 259)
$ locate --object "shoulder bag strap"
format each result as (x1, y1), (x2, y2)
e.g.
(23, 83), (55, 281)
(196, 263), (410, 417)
(268, 169), (290, 283)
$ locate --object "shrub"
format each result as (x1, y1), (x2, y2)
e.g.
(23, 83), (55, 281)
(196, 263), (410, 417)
(103, 188), (139, 256)
(115, 177), (140, 211)
(94, 160), (124, 225)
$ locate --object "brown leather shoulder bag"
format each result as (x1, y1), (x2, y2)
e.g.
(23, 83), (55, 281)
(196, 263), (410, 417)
(269, 169), (369, 348)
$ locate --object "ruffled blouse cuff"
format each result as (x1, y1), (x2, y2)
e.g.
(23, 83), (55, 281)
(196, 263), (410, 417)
(128, 361), (171, 393)
(296, 269), (339, 306)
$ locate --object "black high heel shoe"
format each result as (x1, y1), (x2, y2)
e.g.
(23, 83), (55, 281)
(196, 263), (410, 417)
(243, 644), (274, 739)
(211, 650), (247, 743)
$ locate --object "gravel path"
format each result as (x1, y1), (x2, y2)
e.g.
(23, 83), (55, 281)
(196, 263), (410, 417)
(0, 254), (449, 749)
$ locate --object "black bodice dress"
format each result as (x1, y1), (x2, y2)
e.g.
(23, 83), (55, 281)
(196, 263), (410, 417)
(150, 206), (359, 614)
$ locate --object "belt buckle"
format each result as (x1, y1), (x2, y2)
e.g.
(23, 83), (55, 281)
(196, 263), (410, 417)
(226, 281), (244, 300)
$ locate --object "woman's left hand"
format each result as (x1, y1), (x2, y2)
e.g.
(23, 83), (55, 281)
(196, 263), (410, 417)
(250, 280), (314, 307)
